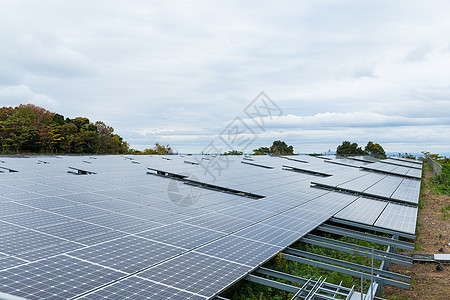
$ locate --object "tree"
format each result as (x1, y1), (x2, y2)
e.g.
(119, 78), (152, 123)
(143, 143), (173, 155)
(59, 123), (78, 153)
(223, 150), (243, 155)
(51, 113), (65, 126)
(421, 151), (442, 161)
(71, 117), (90, 130)
(270, 140), (294, 155)
(365, 141), (386, 158)
(252, 147), (271, 155)
(0, 104), (143, 155)
(252, 140), (294, 155)
(336, 141), (365, 156)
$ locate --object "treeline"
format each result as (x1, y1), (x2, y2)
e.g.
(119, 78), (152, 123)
(252, 140), (294, 155)
(0, 104), (129, 154)
(336, 140), (386, 158)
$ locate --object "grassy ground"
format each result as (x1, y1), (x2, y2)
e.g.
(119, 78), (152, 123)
(430, 159), (450, 195)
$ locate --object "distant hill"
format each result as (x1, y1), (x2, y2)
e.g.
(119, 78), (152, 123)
(0, 104), (129, 154)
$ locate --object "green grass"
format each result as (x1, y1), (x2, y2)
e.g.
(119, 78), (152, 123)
(430, 161), (450, 195)
(441, 205), (450, 220)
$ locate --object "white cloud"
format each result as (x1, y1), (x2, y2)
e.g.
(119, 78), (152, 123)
(245, 112), (448, 129)
(0, 0), (450, 154)
(0, 85), (58, 108)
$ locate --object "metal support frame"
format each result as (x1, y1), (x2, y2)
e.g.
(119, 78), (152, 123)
(0, 166), (19, 173)
(241, 161), (274, 169)
(284, 248), (410, 282)
(245, 274), (299, 294)
(302, 235), (412, 267)
(316, 224), (414, 251)
(281, 253), (409, 289)
(67, 167), (95, 175)
(282, 165), (332, 177)
(217, 209), (413, 299)
(256, 267), (356, 298)
(247, 269), (358, 300)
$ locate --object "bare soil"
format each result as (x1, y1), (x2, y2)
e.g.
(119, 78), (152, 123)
(383, 163), (450, 300)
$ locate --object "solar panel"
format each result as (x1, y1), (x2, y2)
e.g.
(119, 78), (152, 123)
(234, 223), (304, 246)
(195, 235), (282, 267)
(120, 206), (176, 221)
(0, 202), (37, 217)
(86, 213), (147, 230)
(60, 192), (113, 204)
(94, 188), (140, 199)
(361, 162), (421, 179)
(137, 222), (224, 249)
(51, 205), (111, 219)
(181, 213), (252, 234)
(69, 235), (185, 273)
(0, 230), (69, 256)
(0, 255), (125, 300)
(374, 203), (418, 234)
(364, 176), (404, 199)
(337, 173), (386, 192)
(138, 252), (252, 298)
(17, 196), (77, 210)
(406, 168), (422, 178)
(0, 221), (26, 236)
(218, 205), (275, 222)
(1, 211), (73, 229)
(0, 256), (28, 272)
(390, 179), (421, 204)
(334, 197), (388, 225)
(260, 214), (319, 233)
(1, 192), (41, 201)
(16, 241), (83, 261)
(0, 186), (25, 195)
(0, 154), (421, 299)
(75, 230), (128, 246)
(37, 220), (112, 242)
(79, 276), (207, 300)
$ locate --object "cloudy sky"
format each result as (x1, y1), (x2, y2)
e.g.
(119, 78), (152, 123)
(1, 0), (449, 154)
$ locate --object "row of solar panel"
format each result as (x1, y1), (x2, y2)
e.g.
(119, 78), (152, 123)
(311, 172), (421, 205)
(334, 196), (418, 234)
(361, 162), (422, 179)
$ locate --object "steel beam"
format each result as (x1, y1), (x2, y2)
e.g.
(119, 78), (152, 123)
(284, 248), (410, 282)
(255, 267), (352, 297)
(305, 234), (412, 264)
(301, 236), (412, 267)
(245, 274), (299, 294)
(255, 267), (308, 285)
(316, 224), (414, 251)
(281, 253), (409, 289)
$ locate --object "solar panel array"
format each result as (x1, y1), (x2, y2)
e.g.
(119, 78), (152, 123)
(361, 162), (422, 179)
(0, 155), (421, 299)
(311, 173), (421, 205)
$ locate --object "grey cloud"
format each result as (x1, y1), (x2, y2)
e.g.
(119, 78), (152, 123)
(1, 1), (450, 154)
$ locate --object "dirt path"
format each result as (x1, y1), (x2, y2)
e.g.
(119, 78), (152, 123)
(383, 163), (450, 300)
